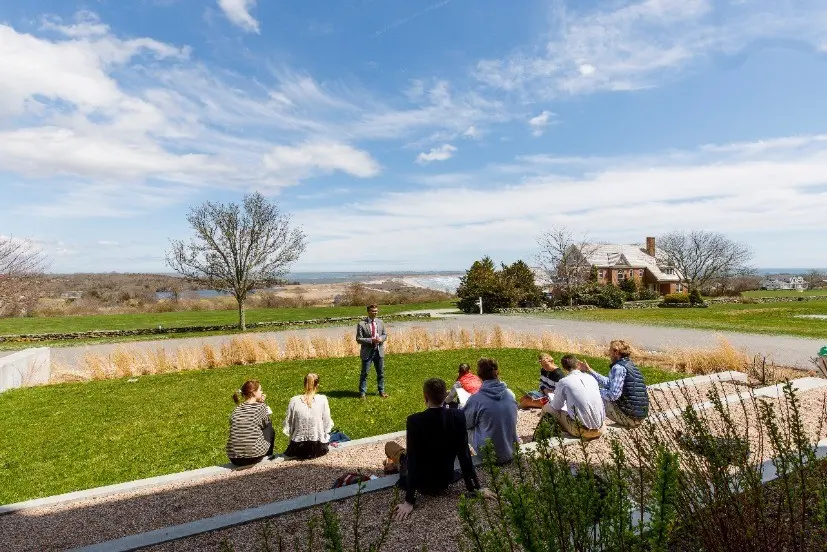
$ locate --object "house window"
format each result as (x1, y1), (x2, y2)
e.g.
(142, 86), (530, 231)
(638, 269), (644, 278)
(597, 269), (605, 280)
(617, 271), (626, 281)
(676, 283), (683, 292)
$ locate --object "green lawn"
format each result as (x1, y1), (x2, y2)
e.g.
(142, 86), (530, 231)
(0, 348), (682, 505)
(742, 289), (827, 298)
(0, 301), (454, 336)
(532, 300), (827, 339)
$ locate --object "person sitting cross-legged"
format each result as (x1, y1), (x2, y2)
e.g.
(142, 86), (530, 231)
(518, 353), (565, 409)
(390, 378), (488, 521)
(581, 340), (649, 428)
(444, 362), (482, 408)
(463, 357), (519, 465)
(540, 355), (605, 440)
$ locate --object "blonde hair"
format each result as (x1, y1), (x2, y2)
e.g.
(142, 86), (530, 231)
(233, 380), (261, 404)
(538, 353), (554, 362)
(302, 373), (320, 407)
(609, 340), (632, 358)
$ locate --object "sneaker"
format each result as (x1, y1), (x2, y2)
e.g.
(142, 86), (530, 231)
(359, 394), (366, 400)
(380, 392), (389, 399)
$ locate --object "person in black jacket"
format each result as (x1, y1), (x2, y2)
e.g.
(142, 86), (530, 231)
(389, 378), (486, 521)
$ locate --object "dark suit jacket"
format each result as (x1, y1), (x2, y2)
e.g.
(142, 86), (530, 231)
(356, 316), (387, 360)
(403, 407), (480, 504)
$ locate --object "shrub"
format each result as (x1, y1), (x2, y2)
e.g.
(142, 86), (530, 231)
(457, 257), (542, 313)
(663, 292), (690, 304)
(638, 285), (661, 301)
(689, 288), (704, 304)
(567, 282), (625, 309)
(619, 277), (639, 300)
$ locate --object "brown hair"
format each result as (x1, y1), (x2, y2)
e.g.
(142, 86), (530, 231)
(609, 340), (632, 358)
(233, 380), (261, 404)
(366, 304), (378, 311)
(303, 373), (320, 407)
(560, 354), (578, 371)
(457, 362), (471, 375)
(477, 357), (500, 380)
(423, 378), (447, 404)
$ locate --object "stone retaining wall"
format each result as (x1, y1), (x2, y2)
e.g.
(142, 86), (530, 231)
(495, 305), (599, 314)
(707, 295), (826, 304)
(0, 313), (431, 344)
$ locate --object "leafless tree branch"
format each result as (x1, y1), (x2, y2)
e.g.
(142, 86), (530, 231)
(536, 226), (596, 305)
(0, 236), (50, 317)
(656, 230), (753, 293)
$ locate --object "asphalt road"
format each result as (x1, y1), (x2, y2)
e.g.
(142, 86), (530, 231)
(49, 312), (824, 370)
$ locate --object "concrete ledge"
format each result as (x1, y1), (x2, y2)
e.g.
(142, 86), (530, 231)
(0, 347), (50, 392)
(752, 377), (827, 398)
(68, 475), (401, 552)
(647, 371), (747, 391)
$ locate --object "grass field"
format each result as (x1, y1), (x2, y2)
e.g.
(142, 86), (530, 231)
(742, 289), (827, 298)
(533, 300), (827, 339)
(0, 301), (454, 336)
(0, 348), (683, 505)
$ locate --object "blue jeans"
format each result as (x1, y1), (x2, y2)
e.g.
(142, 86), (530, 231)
(359, 350), (385, 395)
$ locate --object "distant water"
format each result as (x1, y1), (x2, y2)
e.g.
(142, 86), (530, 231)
(759, 268), (826, 275)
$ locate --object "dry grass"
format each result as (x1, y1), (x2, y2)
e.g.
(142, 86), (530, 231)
(49, 325), (776, 385)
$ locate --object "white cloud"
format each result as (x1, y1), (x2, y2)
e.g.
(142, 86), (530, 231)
(416, 144), (457, 164)
(263, 142), (380, 183)
(293, 134), (827, 269)
(217, 0), (260, 33)
(474, 0), (827, 98)
(529, 110), (554, 136)
(463, 125), (480, 139)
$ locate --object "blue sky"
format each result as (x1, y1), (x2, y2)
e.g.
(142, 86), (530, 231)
(1, 0), (826, 273)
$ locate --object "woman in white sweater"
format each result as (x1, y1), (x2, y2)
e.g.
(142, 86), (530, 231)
(282, 373), (334, 460)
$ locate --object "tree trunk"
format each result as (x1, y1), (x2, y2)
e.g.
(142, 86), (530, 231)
(237, 297), (246, 331)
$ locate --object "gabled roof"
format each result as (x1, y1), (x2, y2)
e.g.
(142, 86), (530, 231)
(583, 244), (681, 282)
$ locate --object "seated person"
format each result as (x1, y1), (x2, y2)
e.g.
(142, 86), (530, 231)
(581, 340), (649, 428)
(518, 353), (565, 409)
(540, 355), (605, 440)
(226, 379), (275, 466)
(463, 357), (519, 465)
(282, 373), (334, 459)
(444, 362), (482, 408)
(389, 378), (484, 521)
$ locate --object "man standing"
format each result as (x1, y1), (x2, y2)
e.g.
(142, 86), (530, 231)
(541, 355), (605, 440)
(389, 378), (484, 521)
(463, 358), (519, 464)
(582, 340), (649, 428)
(356, 304), (388, 399)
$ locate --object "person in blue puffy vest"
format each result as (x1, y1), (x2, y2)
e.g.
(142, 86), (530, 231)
(581, 340), (649, 428)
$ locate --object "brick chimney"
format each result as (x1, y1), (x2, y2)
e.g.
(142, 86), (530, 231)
(645, 237), (656, 257)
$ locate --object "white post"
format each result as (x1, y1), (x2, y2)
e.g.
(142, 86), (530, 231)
(477, 296), (483, 315)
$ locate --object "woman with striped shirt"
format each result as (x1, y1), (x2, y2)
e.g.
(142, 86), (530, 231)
(282, 373), (334, 460)
(226, 380), (275, 466)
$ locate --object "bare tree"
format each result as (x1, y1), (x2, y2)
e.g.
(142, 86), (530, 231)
(656, 230), (753, 293)
(804, 269), (825, 291)
(0, 236), (49, 317)
(536, 226), (596, 305)
(166, 192), (307, 330)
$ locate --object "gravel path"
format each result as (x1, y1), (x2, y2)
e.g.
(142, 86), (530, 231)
(50, 314), (824, 370)
(0, 381), (745, 552)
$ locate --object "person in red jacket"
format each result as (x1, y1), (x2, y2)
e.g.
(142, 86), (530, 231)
(444, 363), (482, 408)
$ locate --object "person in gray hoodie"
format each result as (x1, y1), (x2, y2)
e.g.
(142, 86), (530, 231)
(462, 357), (519, 464)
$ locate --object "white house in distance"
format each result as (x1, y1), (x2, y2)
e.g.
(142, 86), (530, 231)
(760, 275), (808, 291)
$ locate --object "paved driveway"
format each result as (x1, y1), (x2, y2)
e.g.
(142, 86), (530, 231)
(50, 313), (824, 370)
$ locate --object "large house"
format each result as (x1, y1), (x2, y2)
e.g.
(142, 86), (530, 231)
(582, 237), (684, 295)
(760, 276), (807, 291)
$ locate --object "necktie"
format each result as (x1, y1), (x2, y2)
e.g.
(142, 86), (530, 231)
(371, 319), (376, 339)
